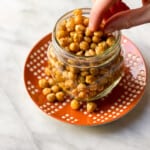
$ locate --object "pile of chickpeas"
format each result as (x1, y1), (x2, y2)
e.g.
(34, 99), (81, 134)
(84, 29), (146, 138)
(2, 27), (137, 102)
(38, 9), (124, 113)
(56, 9), (116, 56)
(38, 69), (97, 113)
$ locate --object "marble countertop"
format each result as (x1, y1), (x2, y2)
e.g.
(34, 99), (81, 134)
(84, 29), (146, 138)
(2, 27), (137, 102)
(0, 0), (150, 150)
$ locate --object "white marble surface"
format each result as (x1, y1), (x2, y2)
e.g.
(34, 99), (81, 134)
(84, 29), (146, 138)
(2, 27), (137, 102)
(0, 0), (150, 150)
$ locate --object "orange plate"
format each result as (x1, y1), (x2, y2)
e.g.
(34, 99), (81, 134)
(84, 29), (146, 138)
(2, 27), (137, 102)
(24, 33), (147, 126)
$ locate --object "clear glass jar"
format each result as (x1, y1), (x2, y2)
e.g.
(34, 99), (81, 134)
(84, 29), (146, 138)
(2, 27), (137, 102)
(47, 8), (124, 101)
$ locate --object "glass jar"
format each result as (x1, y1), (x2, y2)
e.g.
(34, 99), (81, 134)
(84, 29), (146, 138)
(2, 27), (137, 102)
(47, 8), (124, 101)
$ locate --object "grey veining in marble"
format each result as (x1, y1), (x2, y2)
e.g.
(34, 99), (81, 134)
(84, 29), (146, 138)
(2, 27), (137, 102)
(0, 0), (150, 150)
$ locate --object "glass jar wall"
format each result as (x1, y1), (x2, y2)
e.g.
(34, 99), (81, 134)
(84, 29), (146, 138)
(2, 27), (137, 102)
(47, 8), (124, 101)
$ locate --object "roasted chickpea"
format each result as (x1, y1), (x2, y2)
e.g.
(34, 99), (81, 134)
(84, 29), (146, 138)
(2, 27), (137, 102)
(75, 24), (85, 33)
(74, 15), (83, 24)
(73, 9), (82, 16)
(95, 46), (104, 55)
(66, 18), (75, 32)
(42, 88), (51, 95)
(65, 80), (74, 88)
(85, 28), (93, 36)
(56, 30), (68, 39)
(56, 91), (65, 102)
(38, 79), (49, 88)
(77, 83), (87, 91)
(80, 41), (89, 51)
(46, 93), (56, 102)
(78, 91), (86, 99)
(84, 36), (92, 43)
(87, 102), (97, 113)
(72, 33), (83, 42)
(90, 43), (97, 50)
(85, 75), (95, 84)
(94, 31), (103, 37)
(44, 67), (51, 76)
(70, 99), (80, 110)
(69, 42), (79, 52)
(58, 37), (70, 47)
(51, 85), (60, 93)
(106, 36), (116, 47)
(92, 36), (101, 43)
(83, 17), (89, 26)
(85, 49), (95, 56)
(76, 51), (84, 56)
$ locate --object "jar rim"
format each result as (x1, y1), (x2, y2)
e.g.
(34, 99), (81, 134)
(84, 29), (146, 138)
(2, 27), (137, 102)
(52, 8), (121, 62)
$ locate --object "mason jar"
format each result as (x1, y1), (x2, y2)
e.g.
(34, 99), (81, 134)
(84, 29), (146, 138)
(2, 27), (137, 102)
(47, 8), (124, 101)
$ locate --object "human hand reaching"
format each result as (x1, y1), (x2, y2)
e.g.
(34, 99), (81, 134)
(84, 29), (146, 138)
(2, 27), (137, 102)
(89, 0), (150, 32)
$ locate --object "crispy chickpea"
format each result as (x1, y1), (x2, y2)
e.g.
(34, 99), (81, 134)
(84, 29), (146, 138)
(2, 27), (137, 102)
(90, 43), (97, 50)
(74, 15), (83, 24)
(44, 67), (51, 76)
(56, 30), (68, 39)
(65, 80), (74, 88)
(77, 83), (86, 91)
(73, 33), (83, 42)
(48, 78), (55, 86)
(38, 79), (49, 88)
(68, 71), (76, 80)
(70, 99), (80, 110)
(85, 49), (95, 56)
(94, 31), (103, 37)
(92, 36), (101, 43)
(42, 88), (51, 95)
(46, 93), (56, 102)
(76, 51), (84, 56)
(85, 75), (95, 84)
(73, 9), (82, 16)
(98, 41), (108, 50)
(106, 36), (116, 47)
(78, 91), (86, 99)
(95, 46), (104, 55)
(75, 24), (85, 33)
(79, 41), (89, 51)
(84, 36), (92, 43)
(83, 17), (89, 26)
(85, 28), (93, 36)
(69, 42), (79, 52)
(87, 102), (97, 113)
(58, 37), (70, 47)
(58, 20), (66, 30)
(56, 91), (65, 102)
(51, 85), (60, 93)
(66, 18), (75, 32)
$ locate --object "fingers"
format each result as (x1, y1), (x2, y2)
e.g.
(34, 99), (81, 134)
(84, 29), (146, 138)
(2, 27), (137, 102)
(142, 0), (150, 5)
(104, 4), (150, 33)
(89, 0), (117, 31)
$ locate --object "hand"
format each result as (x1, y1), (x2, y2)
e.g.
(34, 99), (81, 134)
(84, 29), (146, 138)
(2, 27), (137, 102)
(89, 0), (150, 32)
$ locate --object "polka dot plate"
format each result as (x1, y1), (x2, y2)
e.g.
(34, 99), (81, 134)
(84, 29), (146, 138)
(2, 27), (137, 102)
(24, 33), (147, 126)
